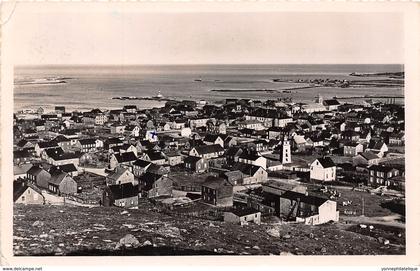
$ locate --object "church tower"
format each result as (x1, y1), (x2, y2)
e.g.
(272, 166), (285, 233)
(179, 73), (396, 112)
(315, 94), (323, 105)
(280, 137), (292, 164)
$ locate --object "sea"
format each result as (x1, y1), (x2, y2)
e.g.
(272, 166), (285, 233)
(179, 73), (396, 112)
(14, 64), (404, 112)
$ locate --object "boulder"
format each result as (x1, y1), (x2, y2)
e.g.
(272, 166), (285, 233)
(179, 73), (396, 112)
(32, 220), (44, 227)
(266, 228), (281, 238)
(115, 234), (140, 249)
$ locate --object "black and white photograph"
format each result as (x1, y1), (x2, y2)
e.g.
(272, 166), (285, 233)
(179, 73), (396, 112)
(1, 1), (419, 265)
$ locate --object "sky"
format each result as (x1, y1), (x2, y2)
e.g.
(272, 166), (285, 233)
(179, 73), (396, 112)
(8, 4), (404, 65)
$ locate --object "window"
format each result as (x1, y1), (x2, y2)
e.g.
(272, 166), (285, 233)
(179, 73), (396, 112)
(370, 171), (374, 176)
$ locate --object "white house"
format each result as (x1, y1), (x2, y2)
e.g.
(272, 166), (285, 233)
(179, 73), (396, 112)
(310, 157), (336, 182)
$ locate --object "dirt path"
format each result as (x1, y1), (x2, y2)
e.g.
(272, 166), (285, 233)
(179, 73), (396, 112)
(341, 214), (405, 229)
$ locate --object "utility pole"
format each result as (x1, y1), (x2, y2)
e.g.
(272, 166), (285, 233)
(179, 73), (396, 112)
(361, 196), (365, 216)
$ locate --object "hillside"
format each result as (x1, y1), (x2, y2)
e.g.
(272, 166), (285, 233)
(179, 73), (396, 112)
(13, 204), (405, 256)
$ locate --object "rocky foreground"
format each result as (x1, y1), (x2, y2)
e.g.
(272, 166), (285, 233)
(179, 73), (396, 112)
(13, 204), (405, 256)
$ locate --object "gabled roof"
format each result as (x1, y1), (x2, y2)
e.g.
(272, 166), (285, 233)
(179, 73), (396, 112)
(323, 99), (340, 106)
(280, 190), (329, 207)
(107, 167), (132, 181)
(78, 138), (96, 145)
(193, 144), (224, 155)
(239, 152), (262, 161)
(14, 150), (31, 159)
(359, 151), (379, 160)
(114, 152), (137, 163)
(27, 165), (46, 176)
(139, 172), (163, 190)
(13, 181), (42, 202)
(184, 156), (203, 164)
(49, 171), (71, 185)
(107, 183), (139, 200)
(234, 163), (265, 176)
(314, 157), (335, 168)
(229, 208), (260, 217)
(368, 164), (399, 173)
(49, 164), (78, 175)
(133, 159), (152, 168)
(145, 151), (165, 161)
(37, 141), (59, 149)
(203, 134), (222, 142)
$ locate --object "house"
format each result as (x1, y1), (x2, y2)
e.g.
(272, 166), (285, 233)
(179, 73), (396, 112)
(203, 134), (224, 147)
(237, 120), (266, 131)
(201, 177), (233, 207)
(16, 139), (34, 150)
(323, 99), (340, 111)
(27, 165), (51, 189)
(141, 151), (166, 165)
(225, 146), (243, 164)
(164, 152), (183, 166)
(52, 135), (72, 151)
(76, 138), (97, 153)
(368, 165), (402, 188)
(279, 190), (339, 225)
(389, 132), (405, 146)
(340, 130), (360, 142)
(46, 151), (81, 167)
(110, 123), (126, 134)
(138, 172), (173, 198)
(343, 142), (364, 157)
(234, 163), (268, 184)
(367, 140), (388, 157)
(14, 163), (33, 181)
(123, 105), (137, 113)
(352, 151), (380, 166)
(102, 183), (139, 208)
(48, 172), (78, 195)
(13, 150), (32, 164)
(109, 152), (137, 170)
(132, 159), (152, 178)
(106, 167), (136, 186)
(189, 144), (224, 159)
(13, 181), (45, 205)
(310, 157), (336, 182)
(224, 208), (261, 225)
(104, 137), (124, 150)
(34, 141), (59, 157)
(238, 152), (267, 170)
(221, 170), (243, 185)
(184, 156), (209, 173)
(49, 164), (79, 177)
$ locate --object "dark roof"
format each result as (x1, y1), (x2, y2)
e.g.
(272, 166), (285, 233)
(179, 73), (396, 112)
(49, 164), (78, 175)
(202, 176), (231, 189)
(14, 150), (31, 159)
(139, 172), (163, 190)
(107, 183), (139, 200)
(184, 156), (203, 164)
(323, 99), (340, 106)
(315, 157), (335, 168)
(280, 191), (329, 207)
(44, 147), (65, 158)
(203, 134), (221, 143)
(368, 165), (398, 172)
(229, 208), (260, 217)
(359, 151), (379, 160)
(239, 152), (262, 161)
(133, 159), (152, 167)
(53, 135), (70, 143)
(37, 141), (59, 149)
(145, 151), (165, 161)
(17, 139), (30, 148)
(49, 171), (71, 185)
(233, 163), (264, 176)
(27, 165), (45, 176)
(13, 181), (42, 202)
(78, 138), (96, 145)
(114, 152), (137, 163)
(193, 144), (224, 155)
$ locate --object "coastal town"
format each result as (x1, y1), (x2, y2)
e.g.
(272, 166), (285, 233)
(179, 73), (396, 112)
(13, 94), (405, 255)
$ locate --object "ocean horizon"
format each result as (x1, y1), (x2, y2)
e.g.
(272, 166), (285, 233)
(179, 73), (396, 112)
(14, 64), (404, 112)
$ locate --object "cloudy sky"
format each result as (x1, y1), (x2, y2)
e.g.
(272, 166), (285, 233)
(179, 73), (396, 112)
(8, 3), (404, 65)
